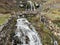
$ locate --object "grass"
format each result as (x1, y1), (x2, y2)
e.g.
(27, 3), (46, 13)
(0, 7), (7, 13)
(0, 14), (11, 25)
(27, 15), (54, 45)
(24, 14), (60, 45)
(46, 13), (60, 20)
(44, 9), (60, 27)
(42, 9), (60, 21)
(53, 22), (60, 27)
(49, 9), (60, 15)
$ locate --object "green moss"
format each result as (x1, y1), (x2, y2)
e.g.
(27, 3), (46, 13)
(0, 14), (11, 25)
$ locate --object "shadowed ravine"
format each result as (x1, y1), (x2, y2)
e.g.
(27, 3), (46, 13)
(12, 17), (42, 45)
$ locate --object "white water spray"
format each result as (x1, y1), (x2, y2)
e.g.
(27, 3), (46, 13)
(54, 40), (58, 45)
(27, 1), (36, 11)
(14, 18), (42, 45)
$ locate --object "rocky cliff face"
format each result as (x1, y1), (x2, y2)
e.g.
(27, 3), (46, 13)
(0, 0), (28, 13)
(0, 0), (60, 13)
(55, 0), (60, 3)
(0, 0), (17, 13)
(0, 0), (16, 6)
(0, 17), (17, 45)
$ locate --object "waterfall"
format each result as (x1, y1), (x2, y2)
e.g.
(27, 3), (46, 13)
(13, 18), (42, 45)
(27, 1), (36, 11)
(54, 40), (58, 45)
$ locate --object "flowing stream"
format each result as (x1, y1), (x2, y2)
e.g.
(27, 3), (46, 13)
(54, 40), (58, 45)
(13, 18), (42, 45)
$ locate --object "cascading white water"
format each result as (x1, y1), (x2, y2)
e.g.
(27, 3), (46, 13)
(54, 40), (58, 45)
(27, 1), (36, 11)
(14, 18), (42, 45)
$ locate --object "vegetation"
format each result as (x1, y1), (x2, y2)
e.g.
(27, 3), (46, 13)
(27, 15), (57, 45)
(0, 14), (11, 25)
(0, 0), (60, 45)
